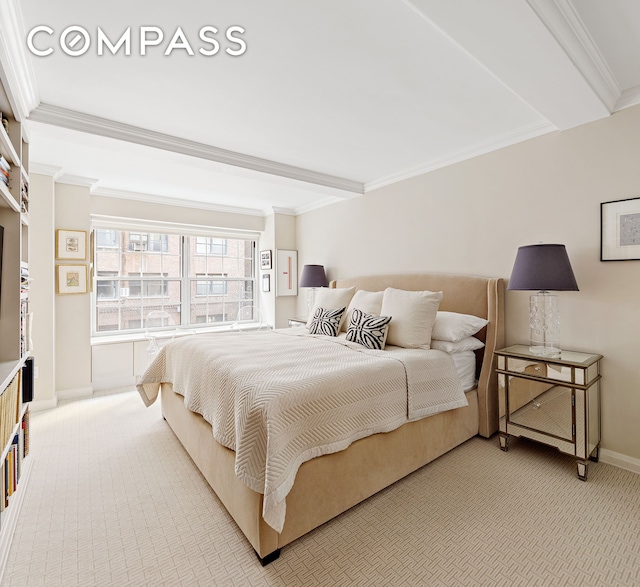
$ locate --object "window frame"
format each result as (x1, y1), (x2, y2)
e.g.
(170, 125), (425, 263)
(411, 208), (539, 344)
(91, 226), (258, 337)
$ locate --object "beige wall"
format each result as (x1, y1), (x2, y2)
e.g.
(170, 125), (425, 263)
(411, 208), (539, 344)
(29, 173), (56, 406)
(297, 104), (640, 464)
(55, 183), (92, 396)
(273, 212), (297, 328)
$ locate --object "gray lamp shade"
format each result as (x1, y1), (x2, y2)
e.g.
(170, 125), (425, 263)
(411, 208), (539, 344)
(508, 244), (579, 291)
(299, 264), (328, 288)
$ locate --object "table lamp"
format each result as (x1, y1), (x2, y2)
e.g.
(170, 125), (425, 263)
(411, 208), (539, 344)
(299, 264), (328, 317)
(508, 244), (579, 357)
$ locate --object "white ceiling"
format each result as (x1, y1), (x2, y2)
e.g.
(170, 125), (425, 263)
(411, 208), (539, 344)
(2, 0), (640, 216)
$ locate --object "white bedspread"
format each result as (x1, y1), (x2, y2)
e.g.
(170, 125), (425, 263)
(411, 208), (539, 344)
(137, 329), (467, 532)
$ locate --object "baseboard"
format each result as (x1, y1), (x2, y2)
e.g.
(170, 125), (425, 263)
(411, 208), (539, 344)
(600, 448), (640, 475)
(92, 376), (137, 392)
(57, 386), (94, 401)
(28, 397), (58, 412)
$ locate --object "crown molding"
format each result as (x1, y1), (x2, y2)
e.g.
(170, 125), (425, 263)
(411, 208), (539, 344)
(613, 85), (640, 113)
(365, 119), (555, 193)
(29, 162), (63, 179)
(28, 103), (364, 195)
(269, 207), (297, 216)
(526, 0), (620, 112)
(57, 174), (100, 190)
(0, 0), (40, 121)
(92, 187), (265, 218)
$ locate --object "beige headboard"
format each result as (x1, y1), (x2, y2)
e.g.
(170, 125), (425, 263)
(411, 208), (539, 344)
(330, 273), (505, 438)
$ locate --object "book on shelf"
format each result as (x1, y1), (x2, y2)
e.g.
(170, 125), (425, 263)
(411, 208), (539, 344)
(22, 409), (29, 457)
(0, 155), (10, 173)
(20, 301), (28, 357)
(21, 179), (29, 213)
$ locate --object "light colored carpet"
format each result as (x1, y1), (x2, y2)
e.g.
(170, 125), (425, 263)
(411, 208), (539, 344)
(3, 390), (640, 587)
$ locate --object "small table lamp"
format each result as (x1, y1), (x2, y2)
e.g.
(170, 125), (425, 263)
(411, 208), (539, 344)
(299, 264), (328, 317)
(508, 244), (579, 357)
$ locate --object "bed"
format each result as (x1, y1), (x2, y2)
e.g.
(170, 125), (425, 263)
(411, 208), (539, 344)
(137, 272), (504, 564)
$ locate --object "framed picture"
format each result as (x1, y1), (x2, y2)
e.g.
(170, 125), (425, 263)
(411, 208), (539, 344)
(275, 249), (298, 296)
(56, 229), (88, 260)
(262, 273), (271, 292)
(57, 264), (88, 295)
(260, 249), (272, 270)
(601, 197), (640, 261)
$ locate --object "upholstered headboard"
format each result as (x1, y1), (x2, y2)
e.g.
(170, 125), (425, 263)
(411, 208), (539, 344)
(330, 273), (505, 437)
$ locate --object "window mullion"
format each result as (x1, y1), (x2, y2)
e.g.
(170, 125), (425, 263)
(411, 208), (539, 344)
(182, 235), (189, 327)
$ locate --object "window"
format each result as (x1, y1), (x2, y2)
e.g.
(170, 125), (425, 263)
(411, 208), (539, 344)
(195, 237), (227, 256)
(128, 273), (169, 297)
(97, 230), (117, 248)
(195, 274), (227, 296)
(128, 233), (168, 252)
(96, 271), (117, 299)
(92, 228), (256, 335)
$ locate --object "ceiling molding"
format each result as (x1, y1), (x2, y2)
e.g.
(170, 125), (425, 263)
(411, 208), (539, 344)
(292, 196), (353, 216)
(526, 0), (620, 111)
(270, 207), (297, 216)
(0, 0), (40, 121)
(29, 162), (63, 179)
(364, 119), (555, 193)
(92, 187), (265, 218)
(614, 85), (640, 113)
(57, 174), (100, 190)
(28, 103), (365, 195)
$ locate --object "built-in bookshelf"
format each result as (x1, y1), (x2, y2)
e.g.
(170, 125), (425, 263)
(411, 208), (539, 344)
(0, 72), (32, 580)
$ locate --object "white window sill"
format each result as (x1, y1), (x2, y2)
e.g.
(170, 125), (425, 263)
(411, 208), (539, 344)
(90, 322), (272, 346)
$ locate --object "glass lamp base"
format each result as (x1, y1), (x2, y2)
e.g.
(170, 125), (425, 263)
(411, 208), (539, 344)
(529, 292), (561, 357)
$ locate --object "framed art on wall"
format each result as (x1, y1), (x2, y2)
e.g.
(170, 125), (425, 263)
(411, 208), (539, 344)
(260, 249), (272, 270)
(57, 264), (88, 295)
(262, 273), (270, 292)
(601, 197), (640, 261)
(56, 229), (88, 260)
(275, 249), (298, 296)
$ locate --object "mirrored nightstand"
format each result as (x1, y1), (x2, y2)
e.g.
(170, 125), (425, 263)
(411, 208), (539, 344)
(288, 317), (308, 328)
(496, 345), (602, 480)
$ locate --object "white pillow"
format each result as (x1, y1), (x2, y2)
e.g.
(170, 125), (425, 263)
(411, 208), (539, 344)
(380, 287), (442, 349)
(431, 336), (485, 353)
(307, 287), (355, 331)
(431, 311), (488, 343)
(342, 290), (384, 332)
(450, 350), (478, 391)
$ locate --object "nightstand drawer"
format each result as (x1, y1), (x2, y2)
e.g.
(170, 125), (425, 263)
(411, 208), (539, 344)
(498, 353), (600, 386)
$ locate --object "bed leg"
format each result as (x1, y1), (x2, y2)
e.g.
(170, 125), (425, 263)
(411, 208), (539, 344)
(257, 548), (281, 566)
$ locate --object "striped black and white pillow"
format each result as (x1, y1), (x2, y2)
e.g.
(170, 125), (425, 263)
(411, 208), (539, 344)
(346, 308), (392, 350)
(308, 307), (346, 337)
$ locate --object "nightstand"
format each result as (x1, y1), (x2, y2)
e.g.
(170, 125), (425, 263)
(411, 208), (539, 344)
(495, 345), (602, 480)
(288, 317), (308, 328)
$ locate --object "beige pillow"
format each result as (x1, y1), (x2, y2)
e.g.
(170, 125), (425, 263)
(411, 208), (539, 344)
(342, 290), (384, 332)
(380, 287), (443, 348)
(307, 287), (356, 330)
